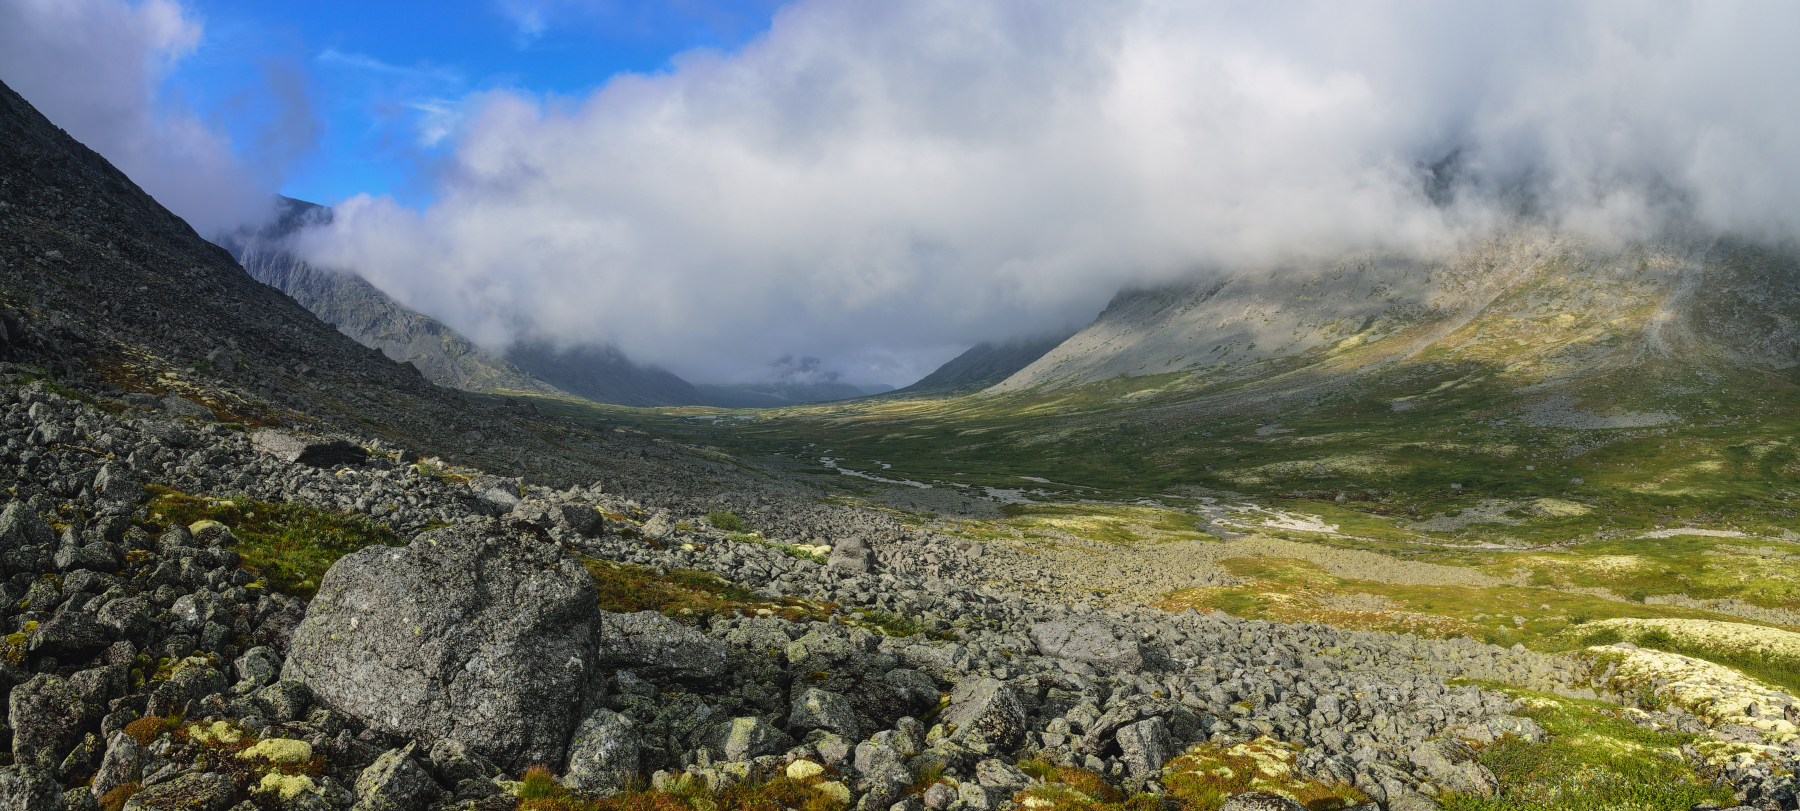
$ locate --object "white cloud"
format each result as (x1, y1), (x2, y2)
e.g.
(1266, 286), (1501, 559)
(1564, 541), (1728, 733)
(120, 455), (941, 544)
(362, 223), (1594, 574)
(0, 0), (300, 233)
(292, 0), (1800, 385)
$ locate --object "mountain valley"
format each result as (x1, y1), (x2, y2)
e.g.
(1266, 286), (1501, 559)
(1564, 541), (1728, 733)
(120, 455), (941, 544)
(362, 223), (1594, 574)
(4, 67), (1800, 811)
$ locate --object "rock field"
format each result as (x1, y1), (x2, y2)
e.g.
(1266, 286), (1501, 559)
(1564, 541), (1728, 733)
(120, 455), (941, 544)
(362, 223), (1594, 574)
(1, 377), (1796, 811)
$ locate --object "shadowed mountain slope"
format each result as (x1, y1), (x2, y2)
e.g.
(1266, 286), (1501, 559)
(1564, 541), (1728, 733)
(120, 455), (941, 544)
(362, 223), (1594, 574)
(502, 340), (709, 408)
(892, 331), (1074, 398)
(0, 77), (651, 483)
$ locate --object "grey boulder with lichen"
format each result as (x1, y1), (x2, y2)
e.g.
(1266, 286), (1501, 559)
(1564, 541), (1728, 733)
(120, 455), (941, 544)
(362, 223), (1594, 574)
(281, 518), (603, 772)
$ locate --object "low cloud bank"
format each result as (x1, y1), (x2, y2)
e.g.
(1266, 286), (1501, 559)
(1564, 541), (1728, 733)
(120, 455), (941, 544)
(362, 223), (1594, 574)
(0, 0), (319, 235)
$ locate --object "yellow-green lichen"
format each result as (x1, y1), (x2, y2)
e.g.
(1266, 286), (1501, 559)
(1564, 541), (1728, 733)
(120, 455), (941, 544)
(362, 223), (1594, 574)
(239, 738), (312, 764)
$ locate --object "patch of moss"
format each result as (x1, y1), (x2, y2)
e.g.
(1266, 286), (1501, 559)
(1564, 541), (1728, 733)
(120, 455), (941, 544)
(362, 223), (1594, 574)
(582, 558), (834, 623)
(516, 765), (847, 811)
(1438, 683), (1732, 811)
(1011, 760), (1165, 811)
(124, 716), (180, 746)
(98, 782), (140, 811)
(853, 609), (956, 642)
(1160, 738), (1368, 811)
(143, 487), (400, 598)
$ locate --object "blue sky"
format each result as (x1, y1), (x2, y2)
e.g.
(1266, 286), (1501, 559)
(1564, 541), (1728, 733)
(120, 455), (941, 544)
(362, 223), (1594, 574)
(170, 0), (783, 207)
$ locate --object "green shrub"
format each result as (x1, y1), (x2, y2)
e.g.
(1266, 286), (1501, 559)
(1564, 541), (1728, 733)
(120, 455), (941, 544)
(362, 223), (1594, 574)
(708, 511), (748, 532)
(1580, 627), (1624, 647)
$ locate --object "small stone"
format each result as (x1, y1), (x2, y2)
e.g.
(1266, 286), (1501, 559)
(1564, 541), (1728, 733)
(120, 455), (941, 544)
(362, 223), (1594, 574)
(786, 760), (824, 781)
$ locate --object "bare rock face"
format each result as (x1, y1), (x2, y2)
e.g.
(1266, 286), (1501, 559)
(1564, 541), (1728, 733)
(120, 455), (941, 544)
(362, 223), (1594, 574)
(282, 519), (603, 772)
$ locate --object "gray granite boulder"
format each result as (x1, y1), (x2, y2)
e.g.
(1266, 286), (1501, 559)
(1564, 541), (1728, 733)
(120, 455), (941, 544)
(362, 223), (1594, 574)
(562, 709), (641, 796)
(250, 430), (369, 467)
(354, 743), (442, 811)
(124, 772), (235, 811)
(9, 674), (93, 771)
(1116, 717), (1173, 778)
(1408, 739), (1497, 798)
(1028, 620), (1145, 674)
(788, 688), (861, 741)
(282, 519), (603, 772)
(0, 764), (65, 811)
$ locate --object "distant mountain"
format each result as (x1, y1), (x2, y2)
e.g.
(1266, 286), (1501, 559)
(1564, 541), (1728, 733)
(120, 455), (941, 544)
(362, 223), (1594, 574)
(991, 230), (1800, 403)
(892, 331), (1075, 397)
(219, 197), (564, 396)
(694, 381), (871, 408)
(503, 341), (709, 408)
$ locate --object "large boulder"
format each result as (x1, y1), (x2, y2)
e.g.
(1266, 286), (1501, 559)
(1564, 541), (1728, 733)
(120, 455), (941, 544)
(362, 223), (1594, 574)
(827, 540), (873, 575)
(282, 519), (604, 772)
(251, 430), (370, 467)
(1116, 717), (1172, 777)
(9, 674), (93, 770)
(595, 611), (728, 679)
(0, 501), (56, 551)
(0, 765), (65, 811)
(940, 678), (1028, 750)
(1027, 621), (1145, 674)
(1408, 739), (1497, 798)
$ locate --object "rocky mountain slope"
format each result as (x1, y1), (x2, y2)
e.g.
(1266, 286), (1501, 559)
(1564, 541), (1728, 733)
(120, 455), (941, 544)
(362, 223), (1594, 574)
(0, 75), (1785, 811)
(993, 232), (1800, 407)
(220, 199), (564, 397)
(223, 198), (714, 408)
(894, 332), (1074, 398)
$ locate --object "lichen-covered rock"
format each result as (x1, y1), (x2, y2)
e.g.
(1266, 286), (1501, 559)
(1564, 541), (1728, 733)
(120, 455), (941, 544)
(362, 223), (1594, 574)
(1028, 621), (1145, 674)
(1219, 793), (1308, 811)
(90, 732), (145, 801)
(1407, 739), (1496, 798)
(9, 674), (93, 771)
(940, 678), (1027, 750)
(233, 647), (282, 691)
(252, 680), (312, 723)
(282, 519), (603, 772)
(123, 772), (236, 811)
(1116, 717), (1172, 778)
(704, 716), (794, 763)
(0, 764), (65, 811)
(788, 688), (861, 741)
(0, 501), (56, 551)
(562, 709), (641, 796)
(353, 743), (442, 811)
(595, 611), (727, 679)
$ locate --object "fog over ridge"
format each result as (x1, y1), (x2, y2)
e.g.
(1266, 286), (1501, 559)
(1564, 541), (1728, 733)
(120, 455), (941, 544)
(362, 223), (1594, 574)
(9, 0), (1800, 386)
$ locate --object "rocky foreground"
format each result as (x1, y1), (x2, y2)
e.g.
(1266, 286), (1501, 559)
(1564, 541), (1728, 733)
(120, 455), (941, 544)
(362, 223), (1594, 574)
(2, 379), (1798, 811)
